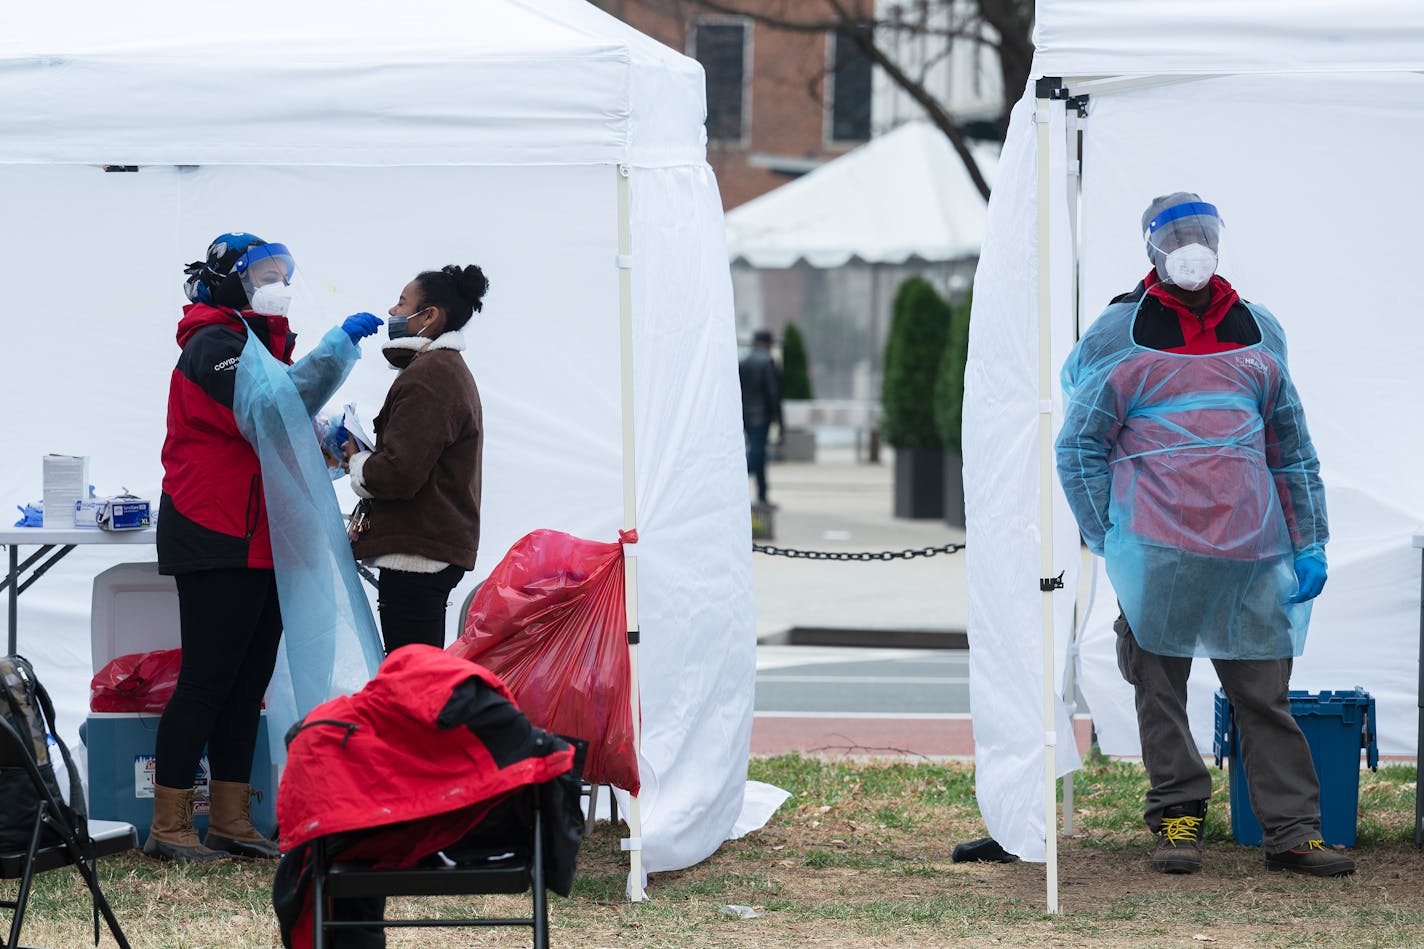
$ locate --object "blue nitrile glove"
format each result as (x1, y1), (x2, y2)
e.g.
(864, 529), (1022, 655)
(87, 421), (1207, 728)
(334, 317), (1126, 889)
(1288, 554), (1328, 603)
(14, 503), (43, 528)
(341, 312), (383, 343)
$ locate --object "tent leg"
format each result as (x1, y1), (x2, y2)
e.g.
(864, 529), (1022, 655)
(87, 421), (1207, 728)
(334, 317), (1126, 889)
(615, 162), (648, 903)
(1062, 652), (1077, 837)
(624, 628), (647, 902)
(1060, 102), (1085, 842)
(1035, 82), (1062, 916)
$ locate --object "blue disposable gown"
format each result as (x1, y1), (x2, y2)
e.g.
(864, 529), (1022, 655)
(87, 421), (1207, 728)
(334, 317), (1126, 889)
(1056, 299), (1327, 659)
(232, 327), (385, 762)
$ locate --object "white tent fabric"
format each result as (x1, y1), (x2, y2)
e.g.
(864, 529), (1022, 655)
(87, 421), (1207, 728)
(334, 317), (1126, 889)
(0, 0), (782, 888)
(724, 120), (997, 268)
(1034, 1), (1424, 76)
(0, 0), (707, 168)
(962, 93), (1082, 863)
(966, 2), (1424, 864)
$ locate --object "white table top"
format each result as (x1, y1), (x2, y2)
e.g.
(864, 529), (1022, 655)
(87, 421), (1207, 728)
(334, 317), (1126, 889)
(0, 527), (156, 545)
(1413, 532), (1424, 549)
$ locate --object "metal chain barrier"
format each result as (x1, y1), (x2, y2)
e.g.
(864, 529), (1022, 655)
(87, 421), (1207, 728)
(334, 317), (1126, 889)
(752, 541), (964, 562)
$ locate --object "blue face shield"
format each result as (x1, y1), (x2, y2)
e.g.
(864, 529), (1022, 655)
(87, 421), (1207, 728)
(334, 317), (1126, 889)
(234, 243), (295, 287)
(232, 243), (298, 315)
(1144, 202), (1223, 290)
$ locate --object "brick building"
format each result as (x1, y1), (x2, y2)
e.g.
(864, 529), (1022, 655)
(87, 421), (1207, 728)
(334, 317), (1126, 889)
(595, 0), (875, 210)
(594, 1), (1006, 402)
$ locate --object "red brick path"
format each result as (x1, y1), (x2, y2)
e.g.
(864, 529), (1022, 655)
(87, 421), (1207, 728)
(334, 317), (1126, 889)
(751, 714), (1096, 758)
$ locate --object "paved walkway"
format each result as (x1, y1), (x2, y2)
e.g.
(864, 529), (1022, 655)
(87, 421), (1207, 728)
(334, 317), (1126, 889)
(750, 446), (966, 643)
(747, 446), (1082, 758)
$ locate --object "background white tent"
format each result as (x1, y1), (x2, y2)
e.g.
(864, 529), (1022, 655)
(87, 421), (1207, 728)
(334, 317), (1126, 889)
(726, 120), (995, 270)
(0, 0), (785, 893)
(965, 0), (1424, 881)
(724, 121), (996, 401)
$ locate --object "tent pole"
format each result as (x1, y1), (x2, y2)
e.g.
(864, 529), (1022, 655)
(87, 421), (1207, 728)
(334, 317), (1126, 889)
(1034, 79), (1062, 916)
(1060, 99), (1086, 840)
(616, 161), (648, 902)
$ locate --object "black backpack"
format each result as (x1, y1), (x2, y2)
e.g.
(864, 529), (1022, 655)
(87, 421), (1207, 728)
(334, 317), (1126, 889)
(0, 655), (87, 851)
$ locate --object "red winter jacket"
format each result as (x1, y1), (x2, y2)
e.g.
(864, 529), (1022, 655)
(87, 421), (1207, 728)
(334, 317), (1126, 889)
(277, 646), (573, 853)
(157, 304), (295, 574)
(273, 646), (577, 949)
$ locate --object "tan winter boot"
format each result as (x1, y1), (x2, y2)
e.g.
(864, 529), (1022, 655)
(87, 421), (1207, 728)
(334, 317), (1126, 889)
(204, 779), (280, 859)
(143, 785), (230, 863)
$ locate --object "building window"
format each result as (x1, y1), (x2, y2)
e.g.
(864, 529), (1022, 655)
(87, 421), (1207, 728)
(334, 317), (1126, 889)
(692, 18), (749, 143)
(828, 28), (872, 143)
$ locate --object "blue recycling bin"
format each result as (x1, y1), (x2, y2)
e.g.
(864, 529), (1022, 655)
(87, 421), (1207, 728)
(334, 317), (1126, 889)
(1212, 688), (1377, 847)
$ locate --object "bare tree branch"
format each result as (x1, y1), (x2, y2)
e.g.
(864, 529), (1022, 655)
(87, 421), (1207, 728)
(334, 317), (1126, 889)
(627, 0), (1032, 201)
(821, 0), (991, 200)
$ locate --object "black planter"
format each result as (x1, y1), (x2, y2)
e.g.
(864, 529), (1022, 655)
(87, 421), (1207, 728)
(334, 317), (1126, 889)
(942, 450), (965, 528)
(893, 448), (945, 519)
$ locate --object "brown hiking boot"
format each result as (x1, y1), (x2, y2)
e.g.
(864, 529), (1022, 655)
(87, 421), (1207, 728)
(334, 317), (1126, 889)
(143, 785), (230, 863)
(204, 779), (280, 859)
(1151, 801), (1206, 874)
(1265, 838), (1356, 877)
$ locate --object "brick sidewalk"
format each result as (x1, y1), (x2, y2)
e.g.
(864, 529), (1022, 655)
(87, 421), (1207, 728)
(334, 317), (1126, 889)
(751, 714), (1095, 759)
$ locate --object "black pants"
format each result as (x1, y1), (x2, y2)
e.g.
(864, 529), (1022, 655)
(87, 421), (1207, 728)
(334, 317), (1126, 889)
(155, 568), (283, 788)
(745, 422), (771, 503)
(377, 565), (466, 655)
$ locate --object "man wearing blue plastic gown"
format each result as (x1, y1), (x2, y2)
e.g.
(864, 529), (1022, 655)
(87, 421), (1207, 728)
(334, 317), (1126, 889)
(1056, 194), (1352, 878)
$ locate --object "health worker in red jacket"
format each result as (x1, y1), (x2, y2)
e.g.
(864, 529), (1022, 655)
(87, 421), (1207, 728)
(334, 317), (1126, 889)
(149, 233), (383, 863)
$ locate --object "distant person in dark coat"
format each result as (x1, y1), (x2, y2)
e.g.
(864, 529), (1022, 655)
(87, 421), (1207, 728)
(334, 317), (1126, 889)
(739, 329), (782, 505)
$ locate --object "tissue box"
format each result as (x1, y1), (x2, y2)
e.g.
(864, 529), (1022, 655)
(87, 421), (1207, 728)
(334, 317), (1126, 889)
(74, 498), (102, 529)
(98, 498), (151, 531)
(42, 454), (89, 528)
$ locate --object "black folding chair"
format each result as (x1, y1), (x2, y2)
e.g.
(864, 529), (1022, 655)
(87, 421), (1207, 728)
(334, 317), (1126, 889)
(310, 780), (568, 949)
(0, 716), (134, 949)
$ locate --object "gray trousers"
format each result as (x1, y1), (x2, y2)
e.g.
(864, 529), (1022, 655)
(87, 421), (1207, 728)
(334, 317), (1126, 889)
(1114, 612), (1320, 852)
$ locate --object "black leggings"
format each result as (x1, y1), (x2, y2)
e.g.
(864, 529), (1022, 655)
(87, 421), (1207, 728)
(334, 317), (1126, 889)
(154, 569), (283, 788)
(377, 565), (466, 655)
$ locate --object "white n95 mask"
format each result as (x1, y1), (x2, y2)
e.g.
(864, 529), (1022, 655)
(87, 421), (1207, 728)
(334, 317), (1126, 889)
(248, 281), (293, 316)
(1163, 243), (1217, 292)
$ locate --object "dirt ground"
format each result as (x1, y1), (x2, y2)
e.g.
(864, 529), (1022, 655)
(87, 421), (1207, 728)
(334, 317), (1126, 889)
(15, 760), (1422, 948)
(570, 792), (1424, 949)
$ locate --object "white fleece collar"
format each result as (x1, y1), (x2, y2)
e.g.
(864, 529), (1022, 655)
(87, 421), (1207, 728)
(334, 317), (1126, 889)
(382, 329), (465, 353)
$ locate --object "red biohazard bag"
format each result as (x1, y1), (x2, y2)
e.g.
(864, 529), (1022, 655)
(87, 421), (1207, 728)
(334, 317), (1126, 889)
(449, 529), (639, 794)
(90, 648), (183, 713)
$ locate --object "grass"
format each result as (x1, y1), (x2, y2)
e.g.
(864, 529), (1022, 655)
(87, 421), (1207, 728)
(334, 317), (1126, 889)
(4, 754), (1422, 947)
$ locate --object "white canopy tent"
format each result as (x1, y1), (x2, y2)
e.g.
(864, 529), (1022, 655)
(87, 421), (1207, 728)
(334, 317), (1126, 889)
(0, 0), (785, 896)
(724, 121), (996, 401)
(965, 1), (1424, 910)
(725, 120), (995, 269)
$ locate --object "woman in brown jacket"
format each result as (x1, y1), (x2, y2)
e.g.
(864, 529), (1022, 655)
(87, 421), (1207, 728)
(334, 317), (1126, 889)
(342, 265), (488, 655)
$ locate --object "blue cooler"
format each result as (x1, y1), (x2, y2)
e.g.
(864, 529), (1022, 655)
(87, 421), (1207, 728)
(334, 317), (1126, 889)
(84, 711), (277, 842)
(1212, 688), (1378, 847)
(86, 563), (279, 843)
